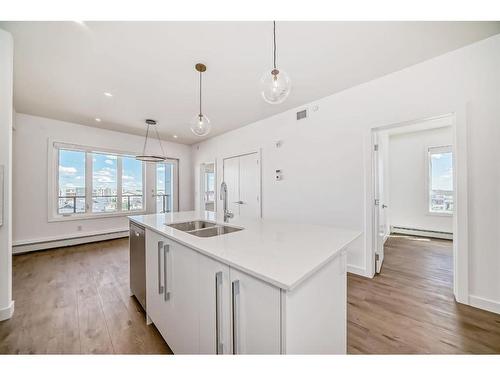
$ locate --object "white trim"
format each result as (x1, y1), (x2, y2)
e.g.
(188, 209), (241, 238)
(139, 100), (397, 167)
(347, 264), (371, 278)
(12, 228), (129, 254)
(391, 226), (453, 240)
(469, 295), (500, 315)
(48, 138), (147, 221)
(0, 300), (14, 321)
(368, 110), (469, 305)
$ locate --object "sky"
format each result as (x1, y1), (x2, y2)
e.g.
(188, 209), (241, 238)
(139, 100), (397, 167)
(58, 150), (143, 195)
(431, 151), (453, 191)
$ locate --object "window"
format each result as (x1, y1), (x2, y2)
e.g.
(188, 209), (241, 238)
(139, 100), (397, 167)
(122, 156), (144, 211)
(92, 153), (118, 213)
(58, 149), (86, 214)
(155, 160), (178, 213)
(54, 143), (145, 218)
(428, 145), (453, 214)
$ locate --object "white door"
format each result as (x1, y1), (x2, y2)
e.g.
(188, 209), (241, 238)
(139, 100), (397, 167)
(198, 255), (231, 354)
(229, 268), (281, 354)
(238, 153), (260, 219)
(155, 160), (179, 213)
(373, 138), (386, 274)
(223, 153), (260, 220)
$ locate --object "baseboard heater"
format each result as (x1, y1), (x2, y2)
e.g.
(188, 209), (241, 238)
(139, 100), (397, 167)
(390, 225), (453, 240)
(12, 230), (130, 254)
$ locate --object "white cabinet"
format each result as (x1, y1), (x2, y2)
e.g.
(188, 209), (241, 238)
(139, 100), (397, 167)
(144, 229), (346, 354)
(229, 268), (281, 354)
(163, 238), (200, 354)
(145, 229), (199, 354)
(145, 229), (171, 339)
(198, 254), (231, 354)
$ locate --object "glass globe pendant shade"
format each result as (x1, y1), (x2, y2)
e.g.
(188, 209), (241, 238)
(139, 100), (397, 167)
(260, 68), (291, 104)
(190, 113), (211, 137)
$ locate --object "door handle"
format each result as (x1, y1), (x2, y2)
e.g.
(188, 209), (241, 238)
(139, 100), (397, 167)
(232, 280), (240, 355)
(382, 204), (388, 209)
(233, 201), (244, 204)
(163, 244), (170, 301)
(215, 271), (223, 354)
(157, 241), (164, 295)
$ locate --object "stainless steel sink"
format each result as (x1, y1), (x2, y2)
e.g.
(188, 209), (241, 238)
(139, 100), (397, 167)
(166, 220), (243, 237)
(167, 220), (216, 232)
(189, 225), (243, 237)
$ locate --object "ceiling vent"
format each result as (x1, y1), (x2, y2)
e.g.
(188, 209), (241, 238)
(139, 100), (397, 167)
(296, 109), (307, 120)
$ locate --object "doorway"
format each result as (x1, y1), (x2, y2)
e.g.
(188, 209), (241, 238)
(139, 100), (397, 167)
(222, 152), (261, 219)
(155, 159), (179, 213)
(200, 162), (216, 212)
(371, 114), (458, 289)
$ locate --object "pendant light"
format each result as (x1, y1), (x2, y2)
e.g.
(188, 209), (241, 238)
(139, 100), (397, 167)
(260, 21), (291, 104)
(190, 63), (211, 136)
(136, 119), (167, 162)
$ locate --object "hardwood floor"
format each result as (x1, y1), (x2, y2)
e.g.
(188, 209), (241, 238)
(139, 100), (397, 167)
(1, 235), (499, 354)
(348, 235), (500, 354)
(0, 239), (171, 354)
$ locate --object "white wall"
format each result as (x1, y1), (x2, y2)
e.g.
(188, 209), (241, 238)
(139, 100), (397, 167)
(12, 113), (193, 246)
(388, 126), (453, 233)
(0, 29), (14, 320)
(192, 34), (500, 311)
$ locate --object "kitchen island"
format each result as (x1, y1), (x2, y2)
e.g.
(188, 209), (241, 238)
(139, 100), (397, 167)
(129, 211), (360, 354)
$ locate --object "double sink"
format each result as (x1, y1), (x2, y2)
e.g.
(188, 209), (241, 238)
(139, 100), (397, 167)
(166, 220), (243, 238)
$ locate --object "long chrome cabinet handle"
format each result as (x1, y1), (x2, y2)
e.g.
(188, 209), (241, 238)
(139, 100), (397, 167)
(215, 271), (223, 354)
(157, 241), (164, 294)
(163, 244), (170, 301)
(232, 280), (240, 355)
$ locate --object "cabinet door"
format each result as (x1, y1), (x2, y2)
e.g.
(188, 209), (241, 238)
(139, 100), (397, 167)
(145, 229), (170, 338)
(163, 238), (200, 354)
(198, 255), (231, 354)
(229, 268), (281, 354)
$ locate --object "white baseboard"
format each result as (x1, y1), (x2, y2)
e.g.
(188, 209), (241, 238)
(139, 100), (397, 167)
(0, 300), (15, 321)
(13, 229), (129, 254)
(469, 295), (500, 315)
(391, 225), (453, 240)
(347, 264), (372, 278)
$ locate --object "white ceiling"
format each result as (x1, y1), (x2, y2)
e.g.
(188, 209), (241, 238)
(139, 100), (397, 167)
(2, 21), (500, 144)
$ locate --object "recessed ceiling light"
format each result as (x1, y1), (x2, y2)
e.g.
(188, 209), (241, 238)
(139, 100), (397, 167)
(104, 92), (113, 97)
(173, 135), (178, 139)
(95, 118), (101, 122)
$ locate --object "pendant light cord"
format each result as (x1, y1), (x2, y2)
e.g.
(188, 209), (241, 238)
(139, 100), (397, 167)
(155, 125), (166, 157)
(141, 122), (166, 158)
(199, 70), (202, 117)
(141, 123), (150, 156)
(273, 20), (277, 69)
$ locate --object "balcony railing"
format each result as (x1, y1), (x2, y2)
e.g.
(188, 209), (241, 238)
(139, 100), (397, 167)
(58, 194), (144, 214)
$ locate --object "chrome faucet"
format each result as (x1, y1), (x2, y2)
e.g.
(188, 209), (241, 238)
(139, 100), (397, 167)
(220, 181), (234, 223)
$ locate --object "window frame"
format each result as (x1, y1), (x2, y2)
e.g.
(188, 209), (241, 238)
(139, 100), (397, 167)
(154, 159), (180, 213)
(426, 144), (454, 217)
(48, 140), (146, 222)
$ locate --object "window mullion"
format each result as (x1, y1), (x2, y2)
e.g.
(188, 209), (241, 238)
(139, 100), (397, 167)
(117, 156), (123, 212)
(86, 152), (93, 213)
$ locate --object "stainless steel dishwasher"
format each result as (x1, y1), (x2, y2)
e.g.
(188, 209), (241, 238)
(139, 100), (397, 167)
(129, 222), (146, 310)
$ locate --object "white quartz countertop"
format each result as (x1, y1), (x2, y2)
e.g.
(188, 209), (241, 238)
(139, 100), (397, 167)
(129, 211), (360, 291)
